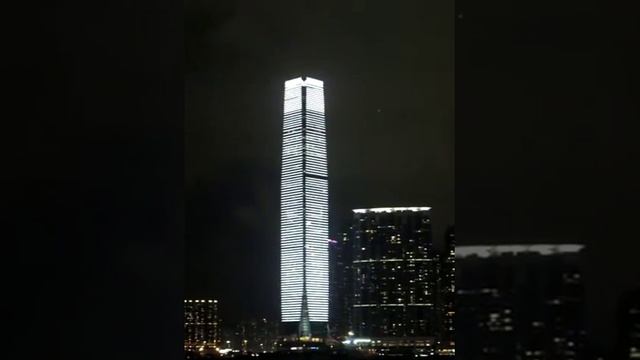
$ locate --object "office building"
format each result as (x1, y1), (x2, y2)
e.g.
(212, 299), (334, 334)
(184, 299), (219, 351)
(456, 244), (586, 360)
(438, 225), (455, 356)
(617, 286), (640, 359)
(350, 207), (438, 346)
(280, 76), (328, 337)
(329, 231), (353, 337)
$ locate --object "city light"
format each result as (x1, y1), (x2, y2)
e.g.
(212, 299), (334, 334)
(342, 337), (372, 345)
(352, 207), (431, 213)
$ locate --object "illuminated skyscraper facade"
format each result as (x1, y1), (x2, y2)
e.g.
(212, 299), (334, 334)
(280, 77), (328, 337)
(351, 207), (437, 342)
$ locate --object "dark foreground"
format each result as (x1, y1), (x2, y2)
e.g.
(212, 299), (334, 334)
(185, 351), (454, 360)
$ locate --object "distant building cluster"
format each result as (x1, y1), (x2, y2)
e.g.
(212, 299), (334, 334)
(221, 318), (280, 353)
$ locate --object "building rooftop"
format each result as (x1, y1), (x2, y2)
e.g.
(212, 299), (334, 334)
(285, 76), (323, 89)
(457, 244), (584, 258)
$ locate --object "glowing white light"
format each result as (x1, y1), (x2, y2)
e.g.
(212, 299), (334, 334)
(343, 338), (372, 346)
(281, 77), (328, 323)
(352, 207), (432, 213)
(353, 338), (372, 344)
(456, 244), (584, 258)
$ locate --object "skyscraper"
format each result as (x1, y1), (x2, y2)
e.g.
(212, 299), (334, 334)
(351, 207), (438, 348)
(280, 76), (328, 337)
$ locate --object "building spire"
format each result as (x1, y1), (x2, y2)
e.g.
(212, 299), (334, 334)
(298, 292), (311, 337)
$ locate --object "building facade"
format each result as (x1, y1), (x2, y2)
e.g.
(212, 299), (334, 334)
(617, 286), (640, 359)
(184, 299), (219, 351)
(437, 225), (455, 356)
(350, 207), (437, 342)
(280, 76), (329, 337)
(456, 244), (586, 360)
(329, 231), (353, 337)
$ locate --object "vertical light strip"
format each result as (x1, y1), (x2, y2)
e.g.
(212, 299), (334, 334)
(281, 80), (303, 322)
(281, 77), (328, 323)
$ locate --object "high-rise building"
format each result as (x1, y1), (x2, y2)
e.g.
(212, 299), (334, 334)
(184, 299), (219, 351)
(437, 225), (455, 356)
(280, 76), (328, 337)
(456, 244), (586, 360)
(351, 207), (438, 347)
(617, 286), (640, 359)
(329, 231), (353, 337)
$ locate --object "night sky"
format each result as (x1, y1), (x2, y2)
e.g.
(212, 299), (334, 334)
(186, 0), (639, 354)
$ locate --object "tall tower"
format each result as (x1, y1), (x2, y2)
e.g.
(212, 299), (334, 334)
(280, 77), (328, 337)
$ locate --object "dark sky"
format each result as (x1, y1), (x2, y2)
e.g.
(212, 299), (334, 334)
(186, 0), (453, 324)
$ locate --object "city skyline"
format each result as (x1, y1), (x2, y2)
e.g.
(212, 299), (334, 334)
(6, 0), (639, 358)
